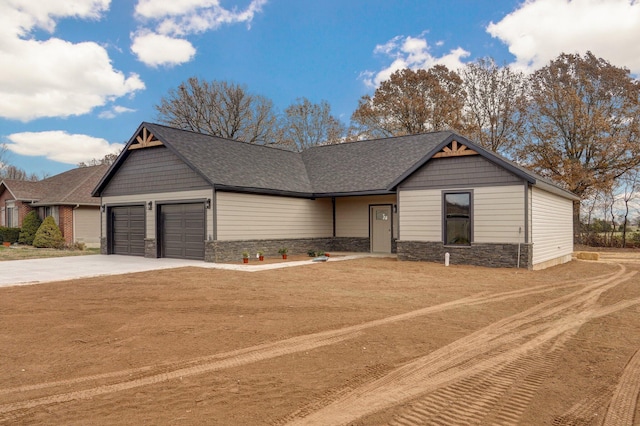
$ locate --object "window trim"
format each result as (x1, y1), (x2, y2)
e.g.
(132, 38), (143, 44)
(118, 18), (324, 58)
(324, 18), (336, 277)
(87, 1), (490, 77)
(442, 190), (473, 246)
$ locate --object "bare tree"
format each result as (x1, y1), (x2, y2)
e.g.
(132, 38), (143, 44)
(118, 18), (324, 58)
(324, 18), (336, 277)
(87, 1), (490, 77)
(278, 98), (345, 151)
(1, 165), (39, 181)
(517, 52), (640, 234)
(156, 77), (279, 144)
(617, 169), (640, 247)
(350, 66), (466, 139)
(77, 152), (119, 167)
(460, 58), (527, 156)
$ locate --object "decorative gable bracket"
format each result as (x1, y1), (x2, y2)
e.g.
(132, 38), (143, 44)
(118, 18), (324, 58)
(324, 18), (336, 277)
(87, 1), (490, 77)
(432, 140), (478, 158)
(129, 127), (163, 150)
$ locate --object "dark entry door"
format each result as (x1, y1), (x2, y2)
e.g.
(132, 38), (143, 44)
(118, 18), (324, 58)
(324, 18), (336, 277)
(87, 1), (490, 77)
(160, 203), (205, 260)
(111, 205), (145, 256)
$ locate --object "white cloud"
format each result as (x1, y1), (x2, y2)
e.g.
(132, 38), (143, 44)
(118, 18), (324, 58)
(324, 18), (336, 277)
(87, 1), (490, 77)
(362, 34), (470, 88)
(98, 105), (136, 119)
(132, 0), (267, 66)
(130, 31), (196, 68)
(0, 0), (145, 122)
(487, 0), (640, 74)
(5, 131), (125, 165)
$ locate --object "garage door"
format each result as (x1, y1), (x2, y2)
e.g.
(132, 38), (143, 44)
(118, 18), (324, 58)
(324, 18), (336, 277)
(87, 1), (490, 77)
(111, 205), (145, 256)
(160, 203), (205, 260)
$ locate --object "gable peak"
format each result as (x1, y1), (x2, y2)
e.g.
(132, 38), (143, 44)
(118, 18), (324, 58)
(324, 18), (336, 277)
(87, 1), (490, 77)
(129, 127), (163, 150)
(432, 140), (478, 159)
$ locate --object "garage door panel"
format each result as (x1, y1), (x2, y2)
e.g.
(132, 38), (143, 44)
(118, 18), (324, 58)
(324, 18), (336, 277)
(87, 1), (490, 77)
(111, 206), (145, 256)
(160, 203), (205, 260)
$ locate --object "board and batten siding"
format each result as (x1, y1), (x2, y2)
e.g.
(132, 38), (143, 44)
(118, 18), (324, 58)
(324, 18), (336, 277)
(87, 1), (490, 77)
(102, 146), (210, 196)
(216, 192), (332, 241)
(531, 186), (574, 268)
(73, 206), (100, 247)
(399, 185), (525, 243)
(400, 155), (523, 190)
(101, 189), (214, 240)
(335, 195), (397, 238)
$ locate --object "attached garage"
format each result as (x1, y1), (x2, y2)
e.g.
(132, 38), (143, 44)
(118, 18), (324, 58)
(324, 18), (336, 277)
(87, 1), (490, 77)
(159, 203), (205, 260)
(110, 205), (145, 256)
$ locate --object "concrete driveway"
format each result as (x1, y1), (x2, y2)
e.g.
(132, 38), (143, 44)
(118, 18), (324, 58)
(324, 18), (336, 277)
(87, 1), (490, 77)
(0, 253), (393, 288)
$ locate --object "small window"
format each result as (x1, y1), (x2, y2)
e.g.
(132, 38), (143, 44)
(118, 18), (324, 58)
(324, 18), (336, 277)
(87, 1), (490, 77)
(376, 210), (389, 221)
(444, 192), (471, 245)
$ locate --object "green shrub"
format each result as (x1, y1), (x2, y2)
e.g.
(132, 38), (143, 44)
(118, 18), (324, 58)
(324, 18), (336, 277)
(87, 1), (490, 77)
(18, 211), (42, 245)
(33, 216), (65, 249)
(0, 226), (21, 243)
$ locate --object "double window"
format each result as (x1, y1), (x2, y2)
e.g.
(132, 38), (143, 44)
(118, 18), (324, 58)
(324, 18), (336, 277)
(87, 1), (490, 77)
(444, 192), (472, 245)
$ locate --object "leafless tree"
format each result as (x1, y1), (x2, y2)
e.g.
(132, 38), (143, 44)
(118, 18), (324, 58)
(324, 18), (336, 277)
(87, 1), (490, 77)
(460, 58), (527, 157)
(155, 77), (279, 144)
(278, 98), (345, 151)
(77, 152), (119, 167)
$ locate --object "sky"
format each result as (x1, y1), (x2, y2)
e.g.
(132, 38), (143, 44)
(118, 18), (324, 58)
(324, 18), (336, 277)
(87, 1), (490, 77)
(1, 0), (639, 177)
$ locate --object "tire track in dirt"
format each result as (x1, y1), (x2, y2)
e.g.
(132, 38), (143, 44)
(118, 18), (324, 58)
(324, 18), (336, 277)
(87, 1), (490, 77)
(0, 269), (624, 420)
(603, 347), (640, 426)
(0, 275), (591, 418)
(283, 267), (639, 425)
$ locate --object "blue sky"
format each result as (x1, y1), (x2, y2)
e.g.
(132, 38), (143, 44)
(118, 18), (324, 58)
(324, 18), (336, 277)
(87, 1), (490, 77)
(1, 0), (639, 177)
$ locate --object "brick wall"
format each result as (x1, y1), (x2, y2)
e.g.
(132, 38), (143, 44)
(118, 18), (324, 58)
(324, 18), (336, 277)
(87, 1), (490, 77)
(16, 201), (35, 227)
(58, 206), (74, 245)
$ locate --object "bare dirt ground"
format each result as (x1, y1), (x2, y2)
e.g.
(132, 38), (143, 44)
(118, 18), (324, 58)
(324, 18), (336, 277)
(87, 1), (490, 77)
(1, 253), (639, 425)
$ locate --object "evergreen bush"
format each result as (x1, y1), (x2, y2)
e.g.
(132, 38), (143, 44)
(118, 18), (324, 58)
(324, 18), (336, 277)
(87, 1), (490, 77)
(18, 211), (42, 245)
(33, 216), (65, 249)
(0, 227), (21, 243)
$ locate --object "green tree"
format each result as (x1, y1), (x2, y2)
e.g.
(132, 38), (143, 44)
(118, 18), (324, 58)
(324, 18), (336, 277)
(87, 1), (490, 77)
(33, 216), (65, 249)
(155, 77), (279, 144)
(18, 211), (42, 245)
(351, 66), (465, 139)
(279, 97), (345, 151)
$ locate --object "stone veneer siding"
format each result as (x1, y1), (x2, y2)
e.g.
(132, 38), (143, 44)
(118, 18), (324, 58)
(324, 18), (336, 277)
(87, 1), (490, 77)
(397, 240), (533, 269)
(100, 237), (107, 254)
(145, 238), (157, 258)
(205, 237), (372, 263)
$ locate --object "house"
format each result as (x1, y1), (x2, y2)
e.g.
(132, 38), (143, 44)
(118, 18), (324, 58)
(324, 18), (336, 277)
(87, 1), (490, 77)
(0, 164), (108, 247)
(92, 122), (578, 269)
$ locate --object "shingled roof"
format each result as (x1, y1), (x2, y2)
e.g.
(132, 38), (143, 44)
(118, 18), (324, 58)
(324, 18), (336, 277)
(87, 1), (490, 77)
(1, 164), (108, 206)
(94, 122), (577, 200)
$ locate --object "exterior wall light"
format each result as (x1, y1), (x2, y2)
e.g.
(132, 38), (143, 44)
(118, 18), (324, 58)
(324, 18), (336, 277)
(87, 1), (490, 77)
(147, 201), (153, 210)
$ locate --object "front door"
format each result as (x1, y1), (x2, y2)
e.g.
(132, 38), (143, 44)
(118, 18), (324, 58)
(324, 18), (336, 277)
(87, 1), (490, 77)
(370, 205), (392, 253)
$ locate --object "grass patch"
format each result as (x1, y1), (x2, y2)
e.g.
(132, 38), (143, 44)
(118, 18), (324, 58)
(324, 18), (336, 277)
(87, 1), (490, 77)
(0, 245), (100, 261)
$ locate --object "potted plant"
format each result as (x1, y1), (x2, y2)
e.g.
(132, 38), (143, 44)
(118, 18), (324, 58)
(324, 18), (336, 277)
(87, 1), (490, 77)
(257, 249), (264, 261)
(242, 251), (249, 263)
(278, 247), (288, 259)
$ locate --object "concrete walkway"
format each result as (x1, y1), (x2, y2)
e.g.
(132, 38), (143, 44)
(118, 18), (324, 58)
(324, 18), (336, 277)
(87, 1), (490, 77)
(0, 253), (394, 288)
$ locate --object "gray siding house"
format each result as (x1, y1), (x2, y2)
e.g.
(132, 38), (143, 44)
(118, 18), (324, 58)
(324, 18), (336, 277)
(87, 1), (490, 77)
(92, 122), (578, 269)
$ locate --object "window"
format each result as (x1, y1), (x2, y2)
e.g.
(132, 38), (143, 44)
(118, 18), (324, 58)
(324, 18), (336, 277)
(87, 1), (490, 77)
(39, 206), (59, 224)
(444, 192), (471, 245)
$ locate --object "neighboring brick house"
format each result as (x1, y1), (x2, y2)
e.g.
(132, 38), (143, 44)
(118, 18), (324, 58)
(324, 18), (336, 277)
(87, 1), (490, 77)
(0, 164), (108, 247)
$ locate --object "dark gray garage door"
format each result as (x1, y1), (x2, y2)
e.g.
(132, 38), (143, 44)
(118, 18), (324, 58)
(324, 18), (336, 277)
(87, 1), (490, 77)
(111, 205), (145, 256)
(160, 203), (205, 260)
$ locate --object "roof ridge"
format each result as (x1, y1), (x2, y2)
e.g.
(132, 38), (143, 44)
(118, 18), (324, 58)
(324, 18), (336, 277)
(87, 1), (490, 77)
(144, 122), (299, 154)
(57, 165), (106, 203)
(303, 130), (455, 152)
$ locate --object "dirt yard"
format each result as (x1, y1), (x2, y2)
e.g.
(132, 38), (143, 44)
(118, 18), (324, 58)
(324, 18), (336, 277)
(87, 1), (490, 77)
(1, 254), (639, 425)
